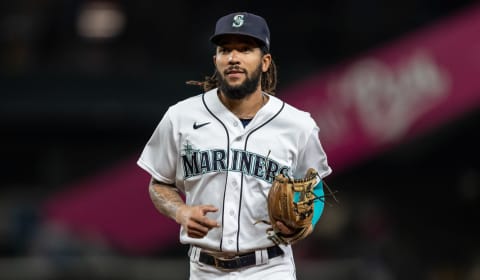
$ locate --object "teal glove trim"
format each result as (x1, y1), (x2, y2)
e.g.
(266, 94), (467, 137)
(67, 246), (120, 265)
(292, 180), (325, 226)
(293, 191), (300, 203)
(312, 181), (325, 227)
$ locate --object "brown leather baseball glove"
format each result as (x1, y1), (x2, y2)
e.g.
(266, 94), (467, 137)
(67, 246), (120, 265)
(265, 168), (319, 245)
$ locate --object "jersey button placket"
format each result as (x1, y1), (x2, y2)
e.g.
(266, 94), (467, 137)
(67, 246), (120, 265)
(223, 122), (243, 251)
(222, 173), (241, 251)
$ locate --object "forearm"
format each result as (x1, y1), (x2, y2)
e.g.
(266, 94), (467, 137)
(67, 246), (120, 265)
(148, 177), (220, 238)
(148, 178), (185, 222)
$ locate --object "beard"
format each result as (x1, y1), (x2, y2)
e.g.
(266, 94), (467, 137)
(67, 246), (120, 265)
(218, 63), (263, 100)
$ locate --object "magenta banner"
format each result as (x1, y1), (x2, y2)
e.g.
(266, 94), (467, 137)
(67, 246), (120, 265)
(43, 157), (181, 255)
(282, 4), (480, 170)
(43, 4), (480, 254)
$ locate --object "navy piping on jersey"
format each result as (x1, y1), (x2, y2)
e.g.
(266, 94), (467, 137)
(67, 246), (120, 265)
(236, 101), (285, 252)
(202, 93), (230, 252)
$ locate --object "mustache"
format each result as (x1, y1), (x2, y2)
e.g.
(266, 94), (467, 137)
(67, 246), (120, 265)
(224, 65), (246, 74)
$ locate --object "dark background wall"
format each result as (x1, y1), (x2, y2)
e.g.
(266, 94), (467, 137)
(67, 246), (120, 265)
(1, 1), (479, 279)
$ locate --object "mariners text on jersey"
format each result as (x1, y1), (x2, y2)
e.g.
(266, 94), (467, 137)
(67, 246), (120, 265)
(181, 144), (290, 182)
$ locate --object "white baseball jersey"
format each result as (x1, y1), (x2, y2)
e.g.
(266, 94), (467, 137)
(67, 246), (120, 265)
(137, 88), (332, 253)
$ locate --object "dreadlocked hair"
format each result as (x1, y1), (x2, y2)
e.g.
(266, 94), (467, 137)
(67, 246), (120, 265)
(186, 55), (278, 96)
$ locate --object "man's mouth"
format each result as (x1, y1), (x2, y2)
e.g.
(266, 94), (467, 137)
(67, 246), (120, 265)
(225, 67), (245, 75)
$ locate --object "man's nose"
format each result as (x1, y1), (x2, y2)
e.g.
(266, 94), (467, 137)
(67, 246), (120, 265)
(228, 51), (240, 63)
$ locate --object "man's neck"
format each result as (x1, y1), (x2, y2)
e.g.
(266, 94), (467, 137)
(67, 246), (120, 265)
(218, 90), (268, 119)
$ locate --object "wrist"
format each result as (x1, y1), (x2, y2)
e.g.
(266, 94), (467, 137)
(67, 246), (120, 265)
(174, 205), (187, 224)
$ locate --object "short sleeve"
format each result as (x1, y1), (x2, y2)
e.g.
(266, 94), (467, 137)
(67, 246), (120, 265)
(295, 125), (332, 179)
(137, 108), (178, 184)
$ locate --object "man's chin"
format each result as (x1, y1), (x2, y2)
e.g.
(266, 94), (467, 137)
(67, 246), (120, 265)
(224, 84), (245, 93)
(222, 87), (254, 99)
(226, 80), (244, 88)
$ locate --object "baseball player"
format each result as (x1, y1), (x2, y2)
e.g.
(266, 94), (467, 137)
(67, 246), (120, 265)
(137, 12), (332, 280)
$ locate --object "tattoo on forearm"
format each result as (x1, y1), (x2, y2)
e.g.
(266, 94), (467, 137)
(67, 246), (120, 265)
(149, 181), (184, 220)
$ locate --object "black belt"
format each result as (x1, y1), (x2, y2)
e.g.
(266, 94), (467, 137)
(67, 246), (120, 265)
(198, 245), (284, 270)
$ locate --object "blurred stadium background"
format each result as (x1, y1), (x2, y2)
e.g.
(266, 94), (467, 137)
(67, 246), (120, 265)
(1, 1), (479, 279)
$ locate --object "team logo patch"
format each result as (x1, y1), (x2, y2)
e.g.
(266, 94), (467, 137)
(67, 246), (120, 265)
(232, 15), (244, 28)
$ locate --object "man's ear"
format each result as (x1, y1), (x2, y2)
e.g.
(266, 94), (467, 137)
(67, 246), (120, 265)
(213, 55), (217, 66)
(262, 53), (272, 72)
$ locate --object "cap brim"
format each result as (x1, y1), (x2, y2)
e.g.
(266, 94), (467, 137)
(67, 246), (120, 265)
(210, 33), (268, 49)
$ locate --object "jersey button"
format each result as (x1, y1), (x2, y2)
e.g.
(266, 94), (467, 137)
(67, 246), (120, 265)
(233, 121), (238, 127)
(229, 210), (235, 216)
(228, 240), (234, 244)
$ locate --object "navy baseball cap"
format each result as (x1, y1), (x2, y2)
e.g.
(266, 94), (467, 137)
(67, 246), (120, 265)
(210, 12), (271, 51)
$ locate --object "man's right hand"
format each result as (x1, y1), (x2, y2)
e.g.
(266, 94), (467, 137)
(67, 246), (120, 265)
(175, 205), (220, 238)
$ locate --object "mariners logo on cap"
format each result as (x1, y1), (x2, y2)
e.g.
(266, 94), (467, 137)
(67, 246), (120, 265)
(232, 14), (244, 28)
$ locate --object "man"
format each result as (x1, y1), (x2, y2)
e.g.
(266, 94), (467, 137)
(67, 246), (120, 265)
(137, 12), (332, 279)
